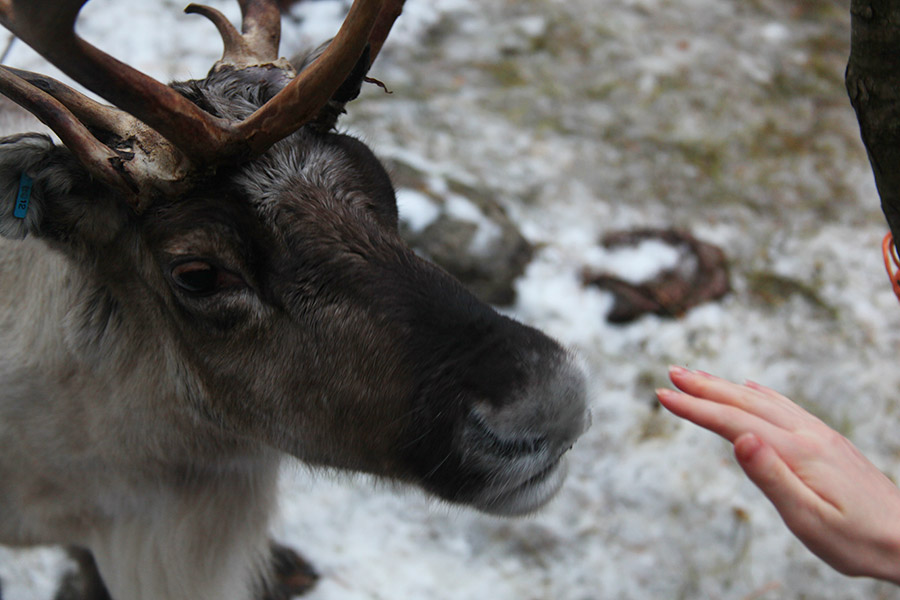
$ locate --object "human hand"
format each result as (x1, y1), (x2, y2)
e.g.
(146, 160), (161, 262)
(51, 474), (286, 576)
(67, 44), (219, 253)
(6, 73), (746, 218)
(657, 366), (900, 583)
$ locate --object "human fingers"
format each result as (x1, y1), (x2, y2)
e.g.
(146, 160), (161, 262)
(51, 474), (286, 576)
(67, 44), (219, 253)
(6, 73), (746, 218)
(733, 432), (843, 554)
(733, 432), (832, 515)
(735, 427), (900, 583)
(667, 367), (807, 430)
(743, 379), (787, 399)
(743, 380), (819, 419)
(656, 388), (787, 444)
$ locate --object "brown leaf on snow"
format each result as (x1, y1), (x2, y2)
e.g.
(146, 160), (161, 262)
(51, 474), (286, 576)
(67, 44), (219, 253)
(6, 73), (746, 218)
(583, 228), (731, 324)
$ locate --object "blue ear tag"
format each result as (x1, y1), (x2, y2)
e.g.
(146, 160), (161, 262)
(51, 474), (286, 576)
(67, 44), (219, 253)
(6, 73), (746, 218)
(13, 173), (33, 219)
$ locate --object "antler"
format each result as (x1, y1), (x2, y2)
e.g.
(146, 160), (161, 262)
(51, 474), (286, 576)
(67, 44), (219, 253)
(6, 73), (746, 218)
(0, 0), (388, 204)
(0, 0), (237, 163)
(185, 0), (283, 69)
(367, 0), (405, 65)
(0, 66), (135, 193)
(0, 66), (194, 196)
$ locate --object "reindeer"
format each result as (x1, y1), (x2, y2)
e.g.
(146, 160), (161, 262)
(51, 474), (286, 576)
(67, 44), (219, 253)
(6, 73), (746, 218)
(0, 1), (591, 598)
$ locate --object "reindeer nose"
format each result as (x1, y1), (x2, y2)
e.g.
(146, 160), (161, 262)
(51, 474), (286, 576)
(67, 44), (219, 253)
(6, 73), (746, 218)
(539, 353), (592, 450)
(470, 346), (591, 454)
(460, 344), (590, 516)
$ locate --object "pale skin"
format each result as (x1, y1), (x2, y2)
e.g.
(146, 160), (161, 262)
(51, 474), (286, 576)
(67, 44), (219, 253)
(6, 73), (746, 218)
(657, 366), (900, 584)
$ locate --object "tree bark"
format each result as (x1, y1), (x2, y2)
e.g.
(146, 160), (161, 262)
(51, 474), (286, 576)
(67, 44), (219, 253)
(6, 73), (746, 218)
(846, 1), (900, 245)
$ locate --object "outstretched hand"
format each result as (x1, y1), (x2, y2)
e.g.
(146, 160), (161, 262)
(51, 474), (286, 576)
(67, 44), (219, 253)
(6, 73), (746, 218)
(657, 366), (900, 583)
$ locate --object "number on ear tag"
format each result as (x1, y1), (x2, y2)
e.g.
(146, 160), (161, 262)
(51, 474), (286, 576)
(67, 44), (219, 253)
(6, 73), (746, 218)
(13, 173), (33, 219)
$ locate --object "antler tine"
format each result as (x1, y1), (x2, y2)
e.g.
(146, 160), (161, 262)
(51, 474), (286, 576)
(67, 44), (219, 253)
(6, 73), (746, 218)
(5, 66), (134, 134)
(238, 0), (281, 62)
(184, 4), (248, 65)
(367, 0), (405, 66)
(0, 66), (134, 195)
(236, 0), (382, 155)
(186, 0), (281, 68)
(0, 0), (239, 165)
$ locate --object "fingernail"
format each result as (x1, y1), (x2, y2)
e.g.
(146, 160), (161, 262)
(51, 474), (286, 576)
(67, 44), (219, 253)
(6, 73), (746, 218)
(655, 388), (683, 407)
(668, 365), (690, 377)
(656, 388), (674, 400)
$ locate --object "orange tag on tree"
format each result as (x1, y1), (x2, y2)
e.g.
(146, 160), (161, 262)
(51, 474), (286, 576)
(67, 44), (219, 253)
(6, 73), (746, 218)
(882, 232), (900, 302)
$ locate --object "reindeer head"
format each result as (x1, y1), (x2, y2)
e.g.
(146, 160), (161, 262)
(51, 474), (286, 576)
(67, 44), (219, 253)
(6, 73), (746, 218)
(0, 0), (590, 515)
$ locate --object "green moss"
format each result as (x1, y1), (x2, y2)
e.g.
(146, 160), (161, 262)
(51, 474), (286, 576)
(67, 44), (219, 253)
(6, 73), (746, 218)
(525, 14), (608, 59)
(635, 370), (678, 443)
(791, 0), (846, 22)
(483, 59), (528, 87)
(584, 81), (618, 101)
(805, 52), (846, 91)
(636, 408), (676, 443)
(745, 270), (838, 318)
(741, 0), (845, 22)
(674, 140), (726, 179)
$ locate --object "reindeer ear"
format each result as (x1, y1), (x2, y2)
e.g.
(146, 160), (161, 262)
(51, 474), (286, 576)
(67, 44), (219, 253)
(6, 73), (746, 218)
(294, 44), (372, 132)
(0, 133), (124, 245)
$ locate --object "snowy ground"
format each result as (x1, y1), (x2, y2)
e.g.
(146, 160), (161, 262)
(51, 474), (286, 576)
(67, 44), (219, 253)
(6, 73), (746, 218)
(3, 0), (900, 598)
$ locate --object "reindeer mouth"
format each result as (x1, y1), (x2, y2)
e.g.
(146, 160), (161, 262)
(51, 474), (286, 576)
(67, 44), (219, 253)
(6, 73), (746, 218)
(446, 348), (590, 516)
(462, 412), (574, 516)
(471, 452), (570, 516)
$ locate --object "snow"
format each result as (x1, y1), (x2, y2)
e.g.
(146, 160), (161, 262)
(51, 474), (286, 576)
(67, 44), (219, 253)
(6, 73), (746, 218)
(583, 239), (683, 285)
(395, 188), (440, 233)
(443, 194), (502, 255)
(3, 0), (900, 599)
(0, 548), (69, 600)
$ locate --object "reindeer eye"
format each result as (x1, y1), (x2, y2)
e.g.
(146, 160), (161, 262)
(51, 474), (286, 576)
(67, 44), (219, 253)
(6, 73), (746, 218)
(171, 260), (243, 296)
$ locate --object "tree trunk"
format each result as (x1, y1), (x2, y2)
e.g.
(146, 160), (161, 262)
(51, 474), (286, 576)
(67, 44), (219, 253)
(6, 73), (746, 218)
(846, 1), (900, 244)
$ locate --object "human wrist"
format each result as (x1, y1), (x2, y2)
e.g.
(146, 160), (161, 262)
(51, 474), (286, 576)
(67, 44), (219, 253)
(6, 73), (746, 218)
(875, 526), (900, 585)
(862, 499), (900, 585)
